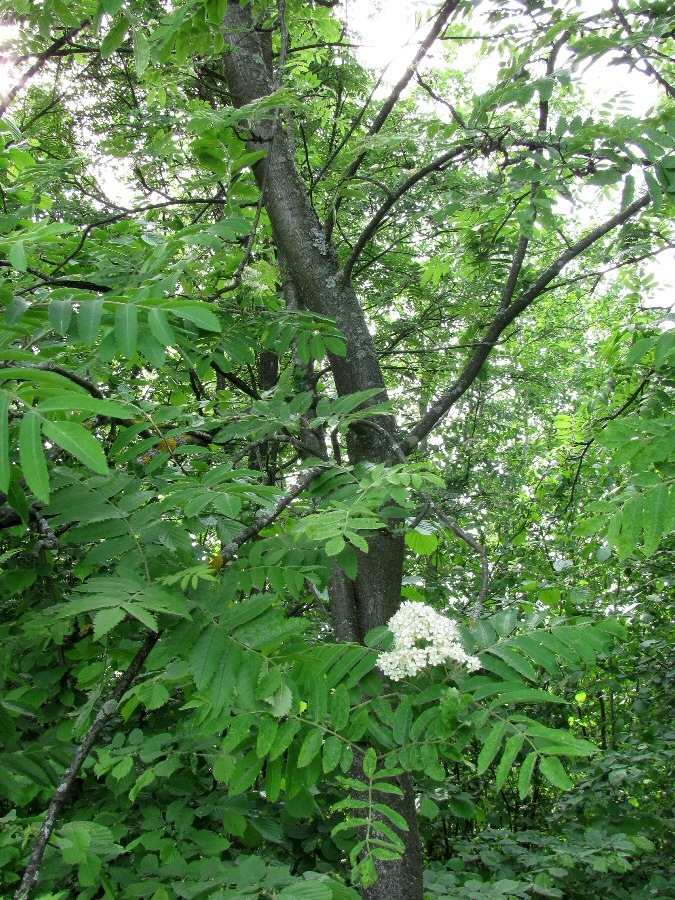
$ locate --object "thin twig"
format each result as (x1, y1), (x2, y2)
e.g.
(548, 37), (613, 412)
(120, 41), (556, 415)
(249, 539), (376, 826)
(344, 144), (471, 280)
(610, 0), (675, 99)
(232, 433), (325, 465)
(0, 362), (105, 398)
(0, 22), (90, 119)
(349, 418), (490, 617)
(431, 505), (489, 619)
(0, 260), (111, 293)
(219, 466), (323, 561)
(324, 0), (461, 239)
(557, 369), (653, 517)
(209, 0), (289, 299)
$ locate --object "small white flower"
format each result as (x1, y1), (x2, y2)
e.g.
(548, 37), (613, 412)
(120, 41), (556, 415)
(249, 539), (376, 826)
(378, 601), (481, 681)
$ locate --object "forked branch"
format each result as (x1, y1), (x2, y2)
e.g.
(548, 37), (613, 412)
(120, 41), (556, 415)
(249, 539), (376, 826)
(399, 193), (651, 455)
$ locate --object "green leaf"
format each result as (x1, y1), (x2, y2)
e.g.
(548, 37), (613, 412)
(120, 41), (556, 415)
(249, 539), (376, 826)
(405, 525), (438, 555)
(20, 410), (50, 502)
(213, 755), (234, 783)
(297, 729), (323, 768)
(133, 29), (150, 75)
(0, 391), (10, 492)
(147, 308), (176, 347)
(477, 720), (508, 775)
(42, 420), (109, 474)
(363, 747), (377, 779)
(308, 676), (328, 723)
(322, 735), (343, 773)
(494, 732), (524, 792)
(137, 680), (169, 710)
(645, 169), (663, 211)
(166, 302), (221, 332)
(115, 303), (138, 358)
(9, 241), (27, 271)
(189, 625), (230, 690)
(325, 534), (346, 556)
(48, 299), (72, 335)
(78, 298), (104, 344)
(229, 752), (264, 795)
(93, 607), (126, 639)
(256, 716), (279, 758)
(208, 643), (242, 715)
(331, 683), (351, 731)
(448, 795), (476, 819)
(101, 16), (130, 59)
(266, 682), (293, 718)
(278, 882), (333, 899)
(511, 635), (560, 675)
(518, 751), (537, 800)
(392, 698), (413, 744)
(538, 755), (573, 790)
(489, 687), (567, 707)
(487, 646), (538, 682)
(265, 756), (282, 802)
(642, 483), (669, 556)
(123, 602), (157, 632)
(616, 494), (643, 559)
(38, 395), (138, 418)
(268, 718), (302, 761)
(337, 542), (358, 579)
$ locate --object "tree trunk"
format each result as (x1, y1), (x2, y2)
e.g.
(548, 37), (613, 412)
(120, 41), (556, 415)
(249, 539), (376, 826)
(221, 8), (423, 899)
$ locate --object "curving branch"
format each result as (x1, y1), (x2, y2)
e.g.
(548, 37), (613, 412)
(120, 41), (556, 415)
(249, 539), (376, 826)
(610, 0), (675, 99)
(498, 31), (569, 312)
(0, 362), (106, 399)
(399, 193), (652, 456)
(557, 369), (654, 517)
(350, 418), (490, 616)
(0, 260), (112, 293)
(324, 0), (461, 240)
(432, 505), (489, 619)
(0, 22), (90, 120)
(210, 360), (260, 400)
(218, 466), (323, 561)
(13, 460), (325, 899)
(13, 631), (159, 900)
(344, 144), (471, 280)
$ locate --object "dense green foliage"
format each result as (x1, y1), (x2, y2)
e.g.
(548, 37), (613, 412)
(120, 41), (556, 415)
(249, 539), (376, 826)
(0, 0), (674, 898)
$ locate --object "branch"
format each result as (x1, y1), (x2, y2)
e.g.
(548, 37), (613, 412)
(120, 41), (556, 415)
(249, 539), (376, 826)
(350, 418), (489, 616)
(0, 362), (106, 399)
(232, 433), (326, 465)
(13, 631), (159, 900)
(0, 260), (112, 293)
(610, 0), (675, 99)
(558, 369), (654, 517)
(324, 0), (461, 239)
(499, 32), (568, 311)
(210, 360), (260, 400)
(399, 193), (651, 456)
(219, 466), (323, 561)
(344, 144), (470, 280)
(432, 505), (489, 619)
(0, 22), (90, 119)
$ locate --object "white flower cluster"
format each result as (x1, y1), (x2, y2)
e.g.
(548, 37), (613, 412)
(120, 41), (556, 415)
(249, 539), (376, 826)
(378, 601), (482, 681)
